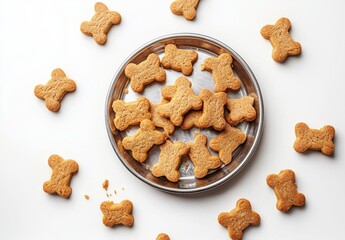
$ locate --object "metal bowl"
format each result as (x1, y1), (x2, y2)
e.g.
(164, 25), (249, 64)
(105, 33), (264, 194)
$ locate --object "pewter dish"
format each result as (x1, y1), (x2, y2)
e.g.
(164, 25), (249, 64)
(105, 33), (264, 194)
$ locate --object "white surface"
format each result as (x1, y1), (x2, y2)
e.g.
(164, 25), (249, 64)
(1, 0), (345, 239)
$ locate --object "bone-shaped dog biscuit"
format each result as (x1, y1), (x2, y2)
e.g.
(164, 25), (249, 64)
(293, 122), (335, 155)
(43, 154), (79, 198)
(80, 2), (121, 45)
(100, 200), (134, 227)
(34, 68), (76, 112)
(226, 95), (256, 126)
(170, 0), (199, 20)
(261, 17), (301, 62)
(201, 53), (241, 92)
(125, 53), (166, 93)
(267, 169), (306, 212)
(218, 198), (260, 240)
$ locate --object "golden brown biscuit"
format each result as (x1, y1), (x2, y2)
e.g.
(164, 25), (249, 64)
(112, 96), (151, 131)
(187, 133), (222, 178)
(218, 198), (260, 240)
(201, 53), (241, 92)
(226, 95), (256, 126)
(43, 154), (79, 198)
(293, 122), (335, 155)
(151, 99), (175, 135)
(158, 76), (202, 126)
(266, 169), (306, 212)
(125, 53), (166, 93)
(161, 44), (198, 76)
(100, 200), (134, 227)
(156, 233), (170, 240)
(180, 110), (203, 130)
(197, 89), (227, 131)
(122, 119), (167, 163)
(170, 0), (199, 20)
(80, 2), (121, 45)
(152, 140), (190, 182)
(261, 17), (301, 62)
(34, 68), (76, 112)
(209, 124), (246, 165)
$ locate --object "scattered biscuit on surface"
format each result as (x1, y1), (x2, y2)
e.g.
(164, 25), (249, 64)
(158, 76), (202, 126)
(293, 122), (335, 155)
(84, 194), (90, 200)
(201, 53), (241, 92)
(34, 68), (76, 112)
(43, 154), (79, 198)
(80, 2), (121, 45)
(102, 179), (109, 190)
(125, 53), (166, 93)
(197, 89), (227, 131)
(151, 99), (175, 135)
(100, 200), (134, 227)
(267, 169), (306, 212)
(209, 124), (247, 165)
(112, 96), (151, 131)
(218, 198), (260, 240)
(156, 233), (170, 240)
(122, 119), (167, 163)
(162, 44), (198, 76)
(226, 95), (256, 126)
(180, 110), (203, 130)
(187, 133), (222, 178)
(261, 17), (301, 62)
(152, 140), (190, 182)
(170, 0), (199, 20)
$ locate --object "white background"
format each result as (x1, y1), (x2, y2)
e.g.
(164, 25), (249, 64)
(1, 0), (345, 239)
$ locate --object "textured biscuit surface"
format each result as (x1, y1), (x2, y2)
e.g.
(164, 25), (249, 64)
(152, 140), (190, 182)
(197, 89), (227, 131)
(151, 99), (175, 135)
(209, 124), (246, 165)
(293, 122), (335, 155)
(180, 110), (203, 130)
(100, 200), (134, 227)
(34, 68), (76, 112)
(162, 44), (198, 76)
(80, 2), (121, 45)
(226, 96), (256, 126)
(158, 77), (202, 126)
(122, 119), (166, 163)
(43, 154), (79, 198)
(218, 198), (260, 240)
(170, 0), (199, 20)
(187, 134), (222, 178)
(201, 53), (241, 92)
(112, 96), (151, 131)
(267, 169), (306, 212)
(156, 233), (170, 240)
(261, 17), (301, 62)
(125, 53), (166, 93)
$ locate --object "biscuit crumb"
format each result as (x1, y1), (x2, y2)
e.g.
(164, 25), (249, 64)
(114, 190), (117, 195)
(102, 179), (109, 190)
(122, 187), (125, 191)
(124, 88), (129, 94)
(84, 194), (90, 200)
(146, 165), (151, 170)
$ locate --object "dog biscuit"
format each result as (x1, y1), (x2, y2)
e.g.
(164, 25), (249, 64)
(218, 198), (260, 240)
(209, 124), (246, 165)
(125, 53), (166, 93)
(43, 154), (79, 198)
(152, 140), (190, 182)
(226, 95), (256, 126)
(293, 122), (335, 155)
(158, 76), (202, 126)
(156, 233), (170, 240)
(34, 68), (76, 112)
(100, 200), (134, 227)
(112, 96), (151, 131)
(261, 17), (301, 62)
(267, 169), (306, 212)
(80, 2), (121, 45)
(122, 119), (166, 162)
(187, 133), (222, 178)
(201, 53), (241, 92)
(162, 44), (198, 76)
(170, 0), (199, 20)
